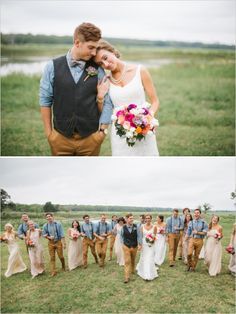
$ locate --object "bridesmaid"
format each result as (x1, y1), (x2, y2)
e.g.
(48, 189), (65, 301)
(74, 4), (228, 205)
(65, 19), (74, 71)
(1, 223), (27, 277)
(228, 223), (236, 276)
(114, 217), (126, 266)
(26, 221), (45, 278)
(204, 215), (223, 276)
(154, 215), (167, 267)
(182, 213), (193, 264)
(68, 220), (83, 271)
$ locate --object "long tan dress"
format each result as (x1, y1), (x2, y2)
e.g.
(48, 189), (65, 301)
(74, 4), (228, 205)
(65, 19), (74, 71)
(68, 228), (83, 271)
(204, 229), (222, 276)
(228, 233), (236, 275)
(4, 233), (27, 277)
(114, 224), (124, 266)
(28, 229), (45, 278)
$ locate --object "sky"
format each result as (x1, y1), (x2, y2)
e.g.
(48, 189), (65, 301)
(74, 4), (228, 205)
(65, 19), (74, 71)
(0, 157), (235, 211)
(1, 0), (235, 44)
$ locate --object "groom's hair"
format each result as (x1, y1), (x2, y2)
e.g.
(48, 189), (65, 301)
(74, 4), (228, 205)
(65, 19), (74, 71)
(126, 213), (133, 219)
(74, 23), (101, 42)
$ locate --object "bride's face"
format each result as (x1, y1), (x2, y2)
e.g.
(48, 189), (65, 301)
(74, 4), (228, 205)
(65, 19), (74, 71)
(95, 49), (117, 71)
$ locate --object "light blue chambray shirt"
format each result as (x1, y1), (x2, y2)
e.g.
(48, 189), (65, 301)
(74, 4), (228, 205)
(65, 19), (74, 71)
(81, 222), (95, 240)
(17, 222), (39, 239)
(95, 221), (111, 236)
(120, 224), (142, 246)
(166, 216), (184, 234)
(187, 219), (208, 239)
(42, 221), (65, 241)
(39, 50), (113, 125)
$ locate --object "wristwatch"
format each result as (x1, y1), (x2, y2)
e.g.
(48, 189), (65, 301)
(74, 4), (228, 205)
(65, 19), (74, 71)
(99, 128), (108, 135)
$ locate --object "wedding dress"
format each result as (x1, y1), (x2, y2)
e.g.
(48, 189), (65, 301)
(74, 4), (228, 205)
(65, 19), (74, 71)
(109, 65), (159, 156)
(136, 225), (158, 280)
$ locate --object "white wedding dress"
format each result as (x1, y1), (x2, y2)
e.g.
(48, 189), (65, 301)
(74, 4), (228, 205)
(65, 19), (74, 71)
(136, 225), (158, 280)
(109, 65), (159, 156)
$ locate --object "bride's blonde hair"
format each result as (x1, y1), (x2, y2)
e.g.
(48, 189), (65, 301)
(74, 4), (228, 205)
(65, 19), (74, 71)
(96, 40), (121, 58)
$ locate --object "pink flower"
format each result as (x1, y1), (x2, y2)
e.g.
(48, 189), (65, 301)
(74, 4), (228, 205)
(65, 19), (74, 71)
(127, 104), (137, 111)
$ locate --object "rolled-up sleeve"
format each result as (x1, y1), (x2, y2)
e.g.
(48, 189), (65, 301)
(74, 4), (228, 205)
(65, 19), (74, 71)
(97, 67), (113, 125)
(39, 60), (54, 107)
(58, 222), (65, 238)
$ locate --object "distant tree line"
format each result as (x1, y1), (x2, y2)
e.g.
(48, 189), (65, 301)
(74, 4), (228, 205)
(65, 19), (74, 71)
(1, 33), (234, 50)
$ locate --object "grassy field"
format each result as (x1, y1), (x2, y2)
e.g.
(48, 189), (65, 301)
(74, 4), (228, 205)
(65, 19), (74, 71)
(1, 46), (235, 156)
(1, 211), (235, 313)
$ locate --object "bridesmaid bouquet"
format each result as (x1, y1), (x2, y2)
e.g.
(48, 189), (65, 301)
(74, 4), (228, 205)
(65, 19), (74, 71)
(214, 232), (222, 240)
(72, 232), (80, 240)
(158, 227), (165, 235)
(226, 245), (235, 254)
(112, 103), (159, 147)
(145, 233), (156, 247)
(27, 239), (35, 248)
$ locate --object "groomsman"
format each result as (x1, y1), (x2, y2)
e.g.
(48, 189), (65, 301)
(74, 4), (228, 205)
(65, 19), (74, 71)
(108, 215), (118, 261)
(81, 215), (98, 268)
(18, 213), (39, 240)
(94, 214), (111, 267)
(186, 208), (208, 272)
(166, 209), (184, 267)
(137, 214), (145, 230)
(42, 212), (66, 276)
(177, 208), (191, 260)
(120, 213), (142, 283)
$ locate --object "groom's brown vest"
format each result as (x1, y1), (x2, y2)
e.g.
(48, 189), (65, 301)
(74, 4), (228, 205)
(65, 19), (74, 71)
(53, 56), (99, 138)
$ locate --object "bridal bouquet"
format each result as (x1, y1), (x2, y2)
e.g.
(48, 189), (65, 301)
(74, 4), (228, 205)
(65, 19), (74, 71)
(112, 103), (159, 147)
(72, 232), (79, 240)
(145, 233), (156, 247)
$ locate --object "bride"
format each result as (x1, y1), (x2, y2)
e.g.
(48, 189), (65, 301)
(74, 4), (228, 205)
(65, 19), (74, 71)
(95, 40), (160, 156)
(136, 214), (158, 280)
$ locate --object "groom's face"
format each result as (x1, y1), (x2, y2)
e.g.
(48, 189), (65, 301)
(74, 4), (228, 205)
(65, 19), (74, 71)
(75, 39), (98, 60)
(127, 216), (134, 225)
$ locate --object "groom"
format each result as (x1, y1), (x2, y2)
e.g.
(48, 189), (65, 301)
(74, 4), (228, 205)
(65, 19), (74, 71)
(39, 22), (113, 156)
(120, 213), (142, 283)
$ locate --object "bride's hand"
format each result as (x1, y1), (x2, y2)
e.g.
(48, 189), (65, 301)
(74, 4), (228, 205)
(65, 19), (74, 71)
(97, 75), (110, 99)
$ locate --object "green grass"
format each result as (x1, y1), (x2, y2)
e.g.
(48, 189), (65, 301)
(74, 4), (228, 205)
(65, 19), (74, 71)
(1, 212), (235, 313)
(1, 48), (235, 156)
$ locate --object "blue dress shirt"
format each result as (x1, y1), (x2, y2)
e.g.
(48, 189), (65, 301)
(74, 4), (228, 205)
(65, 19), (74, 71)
(18, 222), (39, 239)
(42, 221), (64, 241)
(166, 216), (184, 234)
(81, 222), (95, 240)
(187, 219), (208, 238)
(39, 50), (113, 125)
(120, 224), (142, 246)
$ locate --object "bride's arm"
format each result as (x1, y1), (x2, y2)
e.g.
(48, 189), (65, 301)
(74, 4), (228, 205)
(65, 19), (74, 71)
(140, 66), (160, 115)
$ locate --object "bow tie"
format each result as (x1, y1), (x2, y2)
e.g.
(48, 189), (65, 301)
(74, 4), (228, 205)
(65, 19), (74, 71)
(69, 59), (86, 69)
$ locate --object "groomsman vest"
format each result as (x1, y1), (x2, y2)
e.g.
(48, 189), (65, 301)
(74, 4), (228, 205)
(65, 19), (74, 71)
(123, 224), (138, 248)
(53, 56), (99, 138)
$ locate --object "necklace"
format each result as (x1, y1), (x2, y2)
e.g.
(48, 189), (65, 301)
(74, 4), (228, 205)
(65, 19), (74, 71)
(110, 63), (127, 84)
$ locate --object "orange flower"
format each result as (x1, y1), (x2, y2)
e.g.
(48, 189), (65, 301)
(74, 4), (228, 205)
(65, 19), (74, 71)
(136, 126), (142, 134)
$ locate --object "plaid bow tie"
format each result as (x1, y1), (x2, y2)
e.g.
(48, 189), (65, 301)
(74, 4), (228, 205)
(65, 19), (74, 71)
(69, 59), (86, 69)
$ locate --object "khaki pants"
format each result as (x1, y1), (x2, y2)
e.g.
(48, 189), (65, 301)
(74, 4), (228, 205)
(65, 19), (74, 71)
(177, 230), (183, 258)
(48, 129), (105, 156)
(82, 237), (98, 267)
(109, 235), (116, 259)
(168, 233), (180, 265)
(123, 245), (138, 280)
(96, 238), (108, 266)
(187, 238), (203, 269)
(48, 240), (65, 274)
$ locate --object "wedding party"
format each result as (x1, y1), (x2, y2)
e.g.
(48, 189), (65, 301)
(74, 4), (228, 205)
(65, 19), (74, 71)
(1, 0), (235, 313)
(1, 210), (235, 281)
